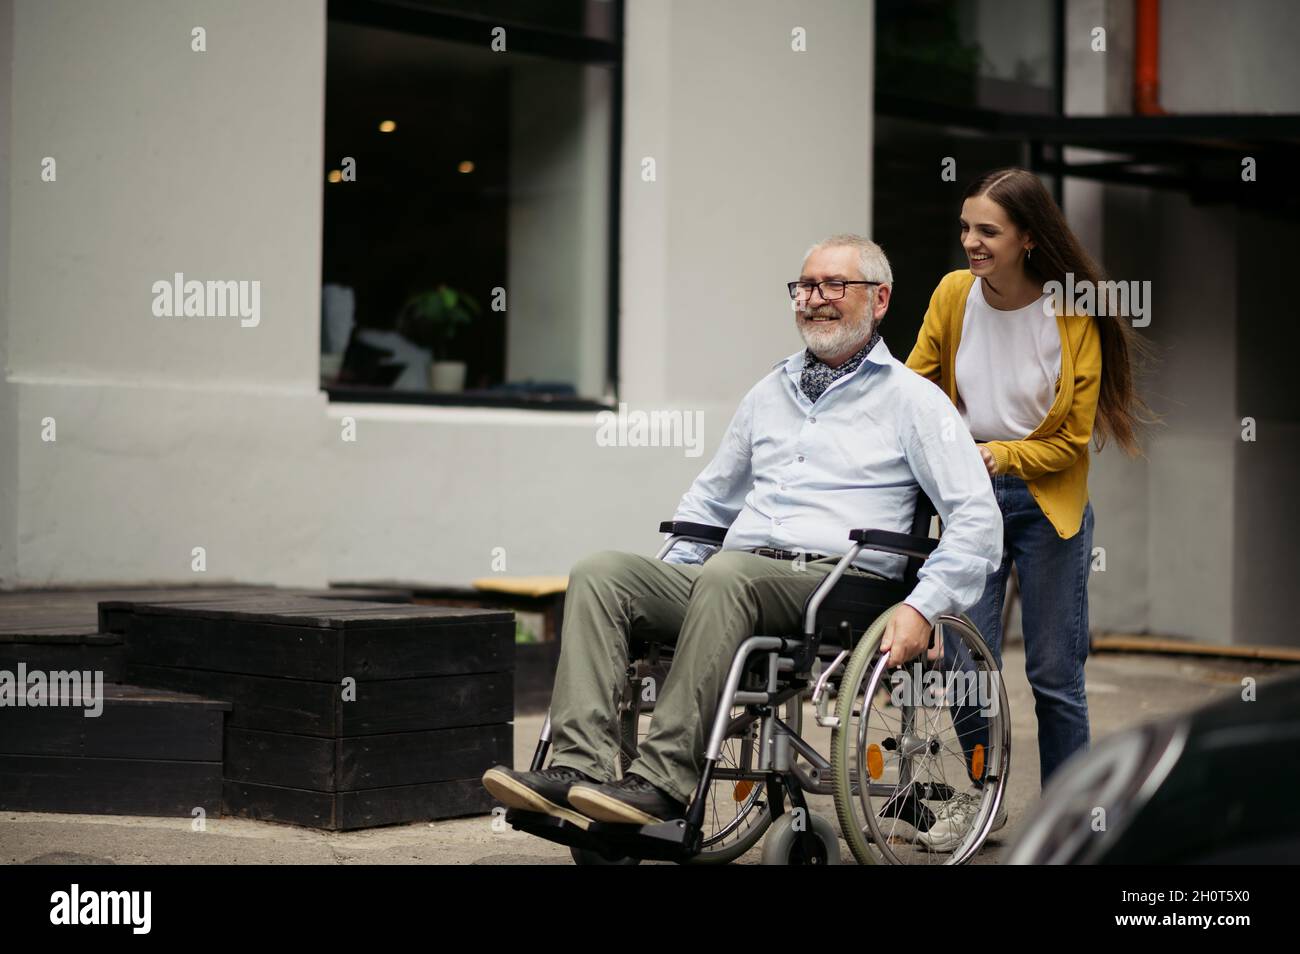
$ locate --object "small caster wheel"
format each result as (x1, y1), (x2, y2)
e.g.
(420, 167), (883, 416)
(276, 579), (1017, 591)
(571, 846), (641, 865)
(761, 811), (841, 865)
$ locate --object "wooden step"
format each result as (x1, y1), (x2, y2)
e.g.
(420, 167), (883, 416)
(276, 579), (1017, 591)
(0, 683), (228, 817)
(0, 586), (415, 682)
(123, 664), (512, 736)
(122, 599), (513, 681)
(223, 723), (511, 790)
(0, 632), (124, 684)
(222, 777), (491, 831)
(113, 596), (514, 830)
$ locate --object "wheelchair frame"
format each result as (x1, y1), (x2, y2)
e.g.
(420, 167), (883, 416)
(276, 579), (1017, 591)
(505, 492), (1005, 864)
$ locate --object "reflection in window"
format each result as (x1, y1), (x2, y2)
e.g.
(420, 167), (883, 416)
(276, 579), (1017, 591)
(877, 0), (1058, 113)
(321, 8), (617, 404)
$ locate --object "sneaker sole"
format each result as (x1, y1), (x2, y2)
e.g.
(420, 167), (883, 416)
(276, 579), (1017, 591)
(481, 768), (594, 830)
(918, 808), (1009, 852)
(567, 785), (672, 825)
(917, 831), (962, 852)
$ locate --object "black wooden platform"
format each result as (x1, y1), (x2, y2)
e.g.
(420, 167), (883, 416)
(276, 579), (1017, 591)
(0, 683), (228, 816)
(335, 579), (566, 641)
(332, 579), (564, 713)
(117, 596), (514, 830)
(0, 585), (414, 680)
(0, 585), (513, 830)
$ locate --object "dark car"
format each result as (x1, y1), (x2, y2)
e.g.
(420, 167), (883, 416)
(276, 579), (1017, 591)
(1006, 671), (1300, 863)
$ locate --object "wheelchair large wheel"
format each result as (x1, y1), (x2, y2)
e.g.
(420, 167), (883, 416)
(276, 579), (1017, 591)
(618, 662), (803, 864)
(830, 605), (1010, 865)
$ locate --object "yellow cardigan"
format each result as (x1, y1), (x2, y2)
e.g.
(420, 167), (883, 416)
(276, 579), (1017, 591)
(905, 269), (1102, 539)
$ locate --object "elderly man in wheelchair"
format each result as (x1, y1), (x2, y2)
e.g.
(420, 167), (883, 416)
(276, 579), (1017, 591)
(483, 235), (1007, 865)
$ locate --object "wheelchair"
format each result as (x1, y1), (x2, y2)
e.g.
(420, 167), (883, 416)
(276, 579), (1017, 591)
(505, 491), (1010, 865)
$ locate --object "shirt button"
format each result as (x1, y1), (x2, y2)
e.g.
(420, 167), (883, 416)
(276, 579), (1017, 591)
(797, 455), (805, 462)
(808, 417), (816, 423)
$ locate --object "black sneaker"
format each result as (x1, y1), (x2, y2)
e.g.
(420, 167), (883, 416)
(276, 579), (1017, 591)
(481, 764), (600, 828)
(567, 773), (688, 824)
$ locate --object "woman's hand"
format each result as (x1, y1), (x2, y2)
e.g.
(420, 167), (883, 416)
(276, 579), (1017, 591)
(978, 445), (998, 477)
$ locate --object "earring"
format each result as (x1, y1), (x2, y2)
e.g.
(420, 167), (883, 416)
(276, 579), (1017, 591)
(1026, 247), (1033, 260)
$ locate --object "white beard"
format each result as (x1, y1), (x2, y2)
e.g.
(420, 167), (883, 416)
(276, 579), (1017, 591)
(797, 311), (876, 361)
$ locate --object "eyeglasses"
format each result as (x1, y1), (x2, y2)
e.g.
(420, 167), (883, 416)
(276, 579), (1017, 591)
(787, 280), (881, 301)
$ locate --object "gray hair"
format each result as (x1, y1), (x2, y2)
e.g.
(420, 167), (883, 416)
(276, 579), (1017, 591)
(802, 233), (893, 286)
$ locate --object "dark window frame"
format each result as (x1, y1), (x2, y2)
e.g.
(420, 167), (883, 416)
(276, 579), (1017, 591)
(323, 0), (624, 412)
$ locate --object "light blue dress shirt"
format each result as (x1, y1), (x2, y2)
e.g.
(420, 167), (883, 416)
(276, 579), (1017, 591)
(663, 336), (1003, 624)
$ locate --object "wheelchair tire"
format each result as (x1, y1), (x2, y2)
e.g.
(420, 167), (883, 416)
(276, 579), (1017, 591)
(570, 847), (641, 866)
(830, 605), (1010, 866)
(760, 811), (840, 865)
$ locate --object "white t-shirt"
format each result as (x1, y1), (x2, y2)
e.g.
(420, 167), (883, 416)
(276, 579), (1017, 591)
(954, 278), (1062, 442)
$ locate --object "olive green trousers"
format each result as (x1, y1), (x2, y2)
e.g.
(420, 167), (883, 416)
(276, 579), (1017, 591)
(546, 547), (882, 804)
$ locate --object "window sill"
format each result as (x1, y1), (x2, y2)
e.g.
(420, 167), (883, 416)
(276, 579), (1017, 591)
(323, 383), (614, 413)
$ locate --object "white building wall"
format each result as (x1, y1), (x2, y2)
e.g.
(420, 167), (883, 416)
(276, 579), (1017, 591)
(0, 0), (876, 589)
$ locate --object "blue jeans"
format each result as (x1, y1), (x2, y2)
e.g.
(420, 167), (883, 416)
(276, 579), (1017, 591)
(946, 474), (1093, 790)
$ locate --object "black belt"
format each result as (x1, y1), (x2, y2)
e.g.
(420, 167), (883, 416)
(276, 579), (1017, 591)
(747, 546), (831, 562)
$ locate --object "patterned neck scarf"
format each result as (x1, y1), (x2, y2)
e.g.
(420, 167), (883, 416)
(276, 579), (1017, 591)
(799, 331), (881, 403)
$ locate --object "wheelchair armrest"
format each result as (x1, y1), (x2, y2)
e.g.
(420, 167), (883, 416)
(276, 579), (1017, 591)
(847, 529), (939, 560)
(658, 520), (728, 544)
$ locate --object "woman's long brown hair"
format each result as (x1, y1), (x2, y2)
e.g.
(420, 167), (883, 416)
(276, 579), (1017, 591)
(964, 167), (1155, 455)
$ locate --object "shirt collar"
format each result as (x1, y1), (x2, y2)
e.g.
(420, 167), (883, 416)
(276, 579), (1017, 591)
(771, 333), (893, 375)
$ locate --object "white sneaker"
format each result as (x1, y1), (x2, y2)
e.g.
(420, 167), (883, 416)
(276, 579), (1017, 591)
(915, 792), (1008, 852)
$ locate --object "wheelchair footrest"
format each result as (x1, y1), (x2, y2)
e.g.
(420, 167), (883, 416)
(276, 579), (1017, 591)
(505, 808), (697, 862)
(503, 809), (596, 851)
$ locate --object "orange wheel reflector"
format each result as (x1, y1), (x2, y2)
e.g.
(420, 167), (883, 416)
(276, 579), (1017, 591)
(971, 743), (985, 778)
(866, 743), (884, 779)
(732, 780), (755, 802)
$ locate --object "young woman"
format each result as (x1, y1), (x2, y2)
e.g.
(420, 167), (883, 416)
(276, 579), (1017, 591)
(907, 167), (1149, 794)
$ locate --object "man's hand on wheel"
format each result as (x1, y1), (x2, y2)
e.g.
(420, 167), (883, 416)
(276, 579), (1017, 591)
(879, 604), (941, 668)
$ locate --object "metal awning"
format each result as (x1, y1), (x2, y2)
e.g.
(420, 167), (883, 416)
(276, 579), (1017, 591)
(878, 96), (1300, 218)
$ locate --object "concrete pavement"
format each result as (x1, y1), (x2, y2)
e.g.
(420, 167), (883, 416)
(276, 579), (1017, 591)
(1, 646), (1292, 865)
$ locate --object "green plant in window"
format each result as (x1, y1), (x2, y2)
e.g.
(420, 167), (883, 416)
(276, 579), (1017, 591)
(398, 284), (482, 359)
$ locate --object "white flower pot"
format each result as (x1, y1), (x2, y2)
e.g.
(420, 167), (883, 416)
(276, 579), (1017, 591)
(430, 360), (467, 392)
